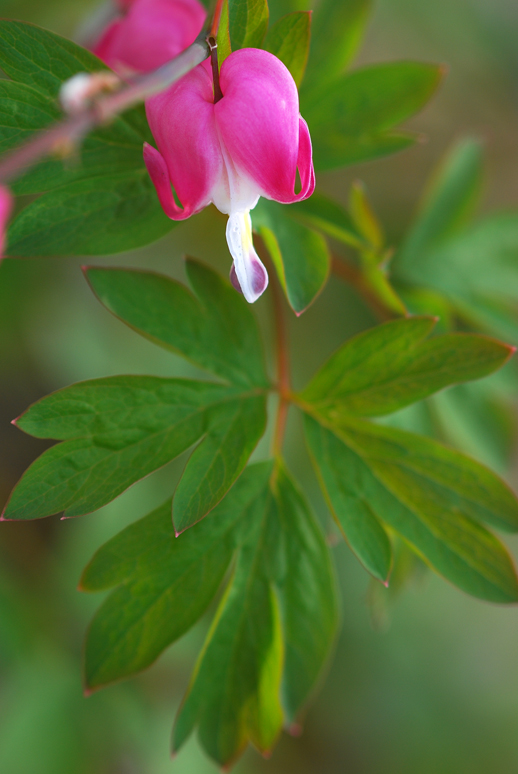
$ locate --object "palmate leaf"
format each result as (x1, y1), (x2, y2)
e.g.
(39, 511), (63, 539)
(299, 316), (518, 600)
(301, 61), (444, 172)
(0, 20), (172, 254)
(3, 261), (268, 529)
(305, 416), (518, 602)
(81, 462), (338, 767)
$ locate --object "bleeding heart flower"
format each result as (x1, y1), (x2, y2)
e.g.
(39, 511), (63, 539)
(93, 0), (206, 74)
(144, 48), (315, 303)
(0, 186), (11, 261)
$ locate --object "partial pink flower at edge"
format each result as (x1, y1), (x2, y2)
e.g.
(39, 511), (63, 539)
(93, 0), (207, 74)
(144, 48), (316, 303)
(0, 186), (12, 261)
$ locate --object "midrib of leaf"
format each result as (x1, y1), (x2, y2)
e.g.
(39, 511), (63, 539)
(12, 391), (262, 512)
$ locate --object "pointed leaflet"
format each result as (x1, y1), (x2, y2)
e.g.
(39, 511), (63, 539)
(81, 463), (273, 689)
(217, 0), (269, 63)
(85, 259), (268, 388)
(0, 21), (172, 252)
(301, 317), (514, 418)
(289, 190), (365, 249)
(254, 199), (330, 315)
(173, 462), (338, 766)
(264, 12), (311, 87)
(305, 415), (518, 602)
(393, 138), (484, 278)
(301, 62), (444, 172)
(396, 213), (518, 344)
(3, 377), (266, 523)
(304, 0), (372, 88)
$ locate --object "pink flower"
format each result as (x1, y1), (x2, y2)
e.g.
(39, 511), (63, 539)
(144, 48), (315, 303)
(0, 185), (11, 260)
(93, 0), (206, 74)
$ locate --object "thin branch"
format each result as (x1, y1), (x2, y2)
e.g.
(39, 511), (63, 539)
(0, 37), (210, 185)
(270, 264), (291, 459)
(210, 0), (225, 38)
(331, 254), (395, 322)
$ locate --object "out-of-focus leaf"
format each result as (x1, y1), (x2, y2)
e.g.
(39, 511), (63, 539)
(289, 190), (365, 248)
(0, 21), (153, 195)
(395, 213), (518, 343)
(173, 462), (338, 765)
(394, 138), (484, 276)
(430, 382), (516, 474)
(7, 172), (174, 256)
(81, 463), (273, 689)
(305, 0), (372, 86)
(3, 377), (266, 525)
(264, 11), (311, 86)
(218, 0), (269, 61)
(254, 199), (330, 314)
(305, 415), (518, 602)
(349, 180), (384, 252)
(300, 317), (514, 418)
(85, 260), (268, 388)
(301, 62), (444, 171)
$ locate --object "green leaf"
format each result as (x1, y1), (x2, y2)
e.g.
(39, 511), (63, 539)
(264, 12), (311, 87)
(305, 0), (372, 86)
(289, 190), (365, 248)
(394, 138), (484, 276)
(395, 213), (518, 344)
(270, 463), (339, 722)
(306, 416), (392, 582)
(301, 62), (444, 171)
(173, 461), (338, 765)
(301, 317), (514, 418)
(0, 21), (170, 253)
(0, 21), (153, 195)
(305, 415), (518, 602)
(254, 199), (330, 315)
(85, 260), (268, 388)
(3, 377), (266, 523)
(218, 0), (269, 61)
(81, 463), (274, 689)
(7, 172), (174, 257)
(349, 180), (384, 252)
(82, 460), (337, 766)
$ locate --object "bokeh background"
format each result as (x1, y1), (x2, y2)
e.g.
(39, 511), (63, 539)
(1, 0), (518, 772)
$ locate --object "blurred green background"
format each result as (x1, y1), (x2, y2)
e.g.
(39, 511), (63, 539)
(1, 0), (518, 772)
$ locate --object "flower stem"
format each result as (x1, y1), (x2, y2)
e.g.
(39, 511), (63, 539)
(207, 36), (224, 103)
(270, 262), (291, 458)
(0, 37), (210, 185)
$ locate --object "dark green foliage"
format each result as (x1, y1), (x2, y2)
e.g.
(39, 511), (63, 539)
(3, 261), (268, 527)
(82, 462), (338, 766)
(0, 21), (172, 254)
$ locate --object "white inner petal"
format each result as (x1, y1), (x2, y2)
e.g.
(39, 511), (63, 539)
(226, 211), (268, 304)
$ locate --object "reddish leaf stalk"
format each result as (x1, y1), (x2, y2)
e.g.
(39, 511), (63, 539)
(208, 36), (224, 103)
(331, 254), (395, 322)
(0, 37), (210, 185)
(209, 0), (225, 38)
(270, 264), (291, 458)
